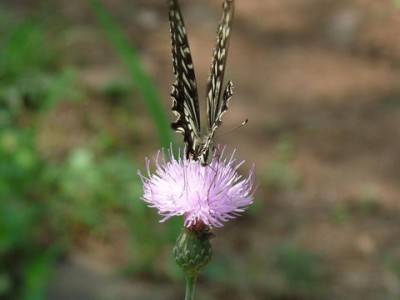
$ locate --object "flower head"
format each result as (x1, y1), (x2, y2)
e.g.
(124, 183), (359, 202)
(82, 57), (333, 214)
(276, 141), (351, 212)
(139, 147), (255, 228)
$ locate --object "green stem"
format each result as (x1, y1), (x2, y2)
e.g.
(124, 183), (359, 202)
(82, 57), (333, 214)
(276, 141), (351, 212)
(185, 274), (197, 300)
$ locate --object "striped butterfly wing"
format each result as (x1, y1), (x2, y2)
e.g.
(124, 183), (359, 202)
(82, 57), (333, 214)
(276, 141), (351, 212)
(169, 0), (201, 157)
(206, 0), (235, 136)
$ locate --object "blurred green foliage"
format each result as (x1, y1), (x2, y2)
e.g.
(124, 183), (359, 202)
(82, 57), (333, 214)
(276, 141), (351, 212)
(0, 17), (78, 126)
(0, 12), (77, 299)
(102, 79), (133, 105)
(263, 138), (303, 192)
(204, 243), (328, 299)
(91, 0), (173, 148)
(0, 6), (181, 299)
(332, 203), (352, 224)
(0, 128), (61, 300)
(274, 244), (325, 293)
(385, 255), (400, 280)
(332, 185), (381, 224)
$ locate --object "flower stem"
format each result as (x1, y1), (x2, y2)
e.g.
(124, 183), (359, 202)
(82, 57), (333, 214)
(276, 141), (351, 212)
(185, 274), (197, 300)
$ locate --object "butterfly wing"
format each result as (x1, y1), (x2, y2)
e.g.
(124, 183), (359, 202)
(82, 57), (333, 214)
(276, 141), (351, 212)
(206, 0), (235, 135)
(169, 0), (201, 156)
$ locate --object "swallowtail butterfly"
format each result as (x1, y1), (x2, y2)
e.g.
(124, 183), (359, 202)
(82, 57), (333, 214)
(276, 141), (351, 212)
(168, 0), (235, 165)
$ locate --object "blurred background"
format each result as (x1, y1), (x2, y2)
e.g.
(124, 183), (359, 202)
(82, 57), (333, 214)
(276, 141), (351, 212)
(1, 0), (400, 299)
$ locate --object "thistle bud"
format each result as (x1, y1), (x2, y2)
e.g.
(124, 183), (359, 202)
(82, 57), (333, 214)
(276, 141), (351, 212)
(173, 227), (212, 276)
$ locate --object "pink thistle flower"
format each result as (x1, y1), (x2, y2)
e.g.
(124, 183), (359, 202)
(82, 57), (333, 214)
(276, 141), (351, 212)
(138, 147), (255, 229)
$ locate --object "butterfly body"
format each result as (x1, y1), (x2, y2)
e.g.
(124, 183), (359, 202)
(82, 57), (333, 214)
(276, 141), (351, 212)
(192, 135), (213, 165)
(168, 0), (235, 165)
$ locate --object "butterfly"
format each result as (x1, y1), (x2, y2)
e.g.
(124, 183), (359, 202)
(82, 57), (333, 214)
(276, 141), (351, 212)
(168, 0), (235, 165)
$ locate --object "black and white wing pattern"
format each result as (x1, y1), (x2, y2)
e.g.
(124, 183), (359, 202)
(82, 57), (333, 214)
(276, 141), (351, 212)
(206, 0), (235, 135)
(169, 0), (201, 157)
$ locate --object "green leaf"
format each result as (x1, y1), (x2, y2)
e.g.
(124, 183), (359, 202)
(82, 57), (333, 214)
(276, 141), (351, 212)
(21, 248), (59, 300)
(91, 0), (172, 148)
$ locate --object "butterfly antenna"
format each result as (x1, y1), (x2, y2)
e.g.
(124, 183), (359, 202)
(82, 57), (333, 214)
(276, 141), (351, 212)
(216, 119), (249, 138)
